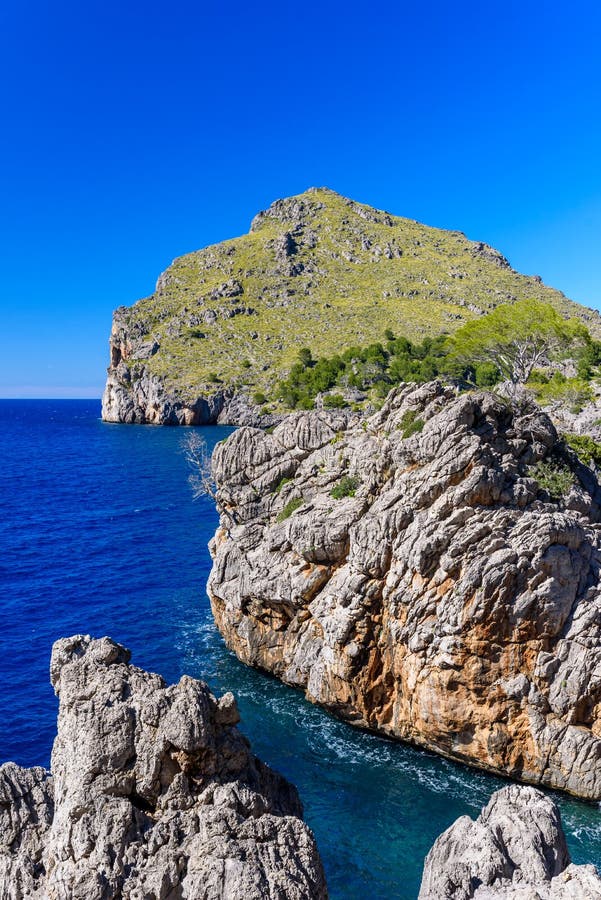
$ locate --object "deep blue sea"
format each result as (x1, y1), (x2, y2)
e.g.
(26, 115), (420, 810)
(1, 399), (600, 898)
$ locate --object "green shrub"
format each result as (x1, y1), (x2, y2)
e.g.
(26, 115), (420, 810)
(252, 391), (267, 405)
(275, 476), (292, 493)
(528, 373), (594, 413)
(373, 379), (391, 398)
(298, 347), (313, 367)
(276, 497), (303, 522)
(474, 361), (501, 387)
(330, 475), (359, 499)
(323, 393), (347, 408)
(241, 359), (252, 369)
(577, 339), (601, 379)
(528, 368), (549, 385)
(564, 433), (601, 468)
(399, 409), (425, 438)
(276, 334), (448, 409)
(529, 459), (575, 502)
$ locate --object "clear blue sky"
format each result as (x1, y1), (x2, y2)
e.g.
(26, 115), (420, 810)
(1, 0), (600, 397)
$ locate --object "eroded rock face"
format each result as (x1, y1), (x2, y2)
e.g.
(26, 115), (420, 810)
(101, 363), (282, 427)
(208, 381), (601, 799)
(418, 784), (601, 898)
(0, 635), (327, 899)
(101, 309), (283, 427)
(101, 309), (226, 425)
(0, 763), (53, 896)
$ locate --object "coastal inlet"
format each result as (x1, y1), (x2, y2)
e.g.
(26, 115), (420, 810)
(1, 399), (600, 899)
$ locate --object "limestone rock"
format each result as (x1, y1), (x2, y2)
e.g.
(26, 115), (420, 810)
(0, 763), (53, 896)
(0, 635), (327, 899)
(418, 784), (601, 898)
(208, 381), (601, 799)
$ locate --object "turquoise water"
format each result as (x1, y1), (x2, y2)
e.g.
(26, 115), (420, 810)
(1, 399), (599, 898)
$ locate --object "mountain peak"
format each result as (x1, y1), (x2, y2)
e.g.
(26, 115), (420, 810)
(250, 186), (397, 234)
(102, 189), (600, 424)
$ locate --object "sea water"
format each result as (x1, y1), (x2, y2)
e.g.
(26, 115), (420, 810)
(1, 399), (599, 899)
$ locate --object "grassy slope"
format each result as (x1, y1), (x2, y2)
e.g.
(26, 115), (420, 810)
(116, 188), (601, 400)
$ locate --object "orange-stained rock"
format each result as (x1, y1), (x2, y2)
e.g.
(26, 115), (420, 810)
(208, 382), (601, 799)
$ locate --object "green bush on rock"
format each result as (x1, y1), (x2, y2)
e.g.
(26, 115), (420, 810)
(323, 393), (347, 408)
(527, 372), (594, 412)
(529, 459), (575, 502)
(276, 497), (303, 522)
(564, 433), (601, 468)
(399, 410), (425, 438)
(330, 476), (359, 499)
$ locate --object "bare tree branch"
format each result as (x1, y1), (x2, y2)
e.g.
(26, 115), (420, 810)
(181, 432), (216, 501)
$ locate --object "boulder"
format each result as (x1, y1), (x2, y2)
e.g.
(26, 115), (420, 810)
(418, 784), (601, 898)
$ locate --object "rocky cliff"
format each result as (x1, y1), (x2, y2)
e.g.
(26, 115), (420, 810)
(0, 635), (327, 899)
(418, 784), (601, 898)
(208, 381), (601, 799)
(102, 187), (600, 425)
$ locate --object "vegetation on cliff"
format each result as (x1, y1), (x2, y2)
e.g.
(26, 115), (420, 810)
(108, 188), (601, 412)
(446, 299), (588, 392)
(273, 299), (601, 412)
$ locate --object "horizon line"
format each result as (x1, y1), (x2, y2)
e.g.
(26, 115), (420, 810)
(0, 395), (102, 401)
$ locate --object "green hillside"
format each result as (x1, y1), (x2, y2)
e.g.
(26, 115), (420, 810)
(113, 188), (600, 401)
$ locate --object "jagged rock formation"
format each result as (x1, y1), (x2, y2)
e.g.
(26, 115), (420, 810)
(0, 635), (327, 899)
(418, 784), (601, 898)
(102, 187), (600, 425)
(208, 380), (601, 799)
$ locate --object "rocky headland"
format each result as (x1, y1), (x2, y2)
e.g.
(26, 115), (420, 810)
(0, 635), (327, 899)
(101, 188), (599, 426)
(208, 380), (601, 799)
(419, 784), (601, 898)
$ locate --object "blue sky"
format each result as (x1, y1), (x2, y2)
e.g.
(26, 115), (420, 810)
(0, 0), (600, 397)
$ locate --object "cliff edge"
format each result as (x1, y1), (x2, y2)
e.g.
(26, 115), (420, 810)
(208, 381), (601, 799)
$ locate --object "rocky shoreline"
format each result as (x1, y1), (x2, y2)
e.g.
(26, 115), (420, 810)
(2, 638), (599, 898)
(208, 380), (601, 800)
(101, 307), (284, 427)
(5, 381), (601, 896)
